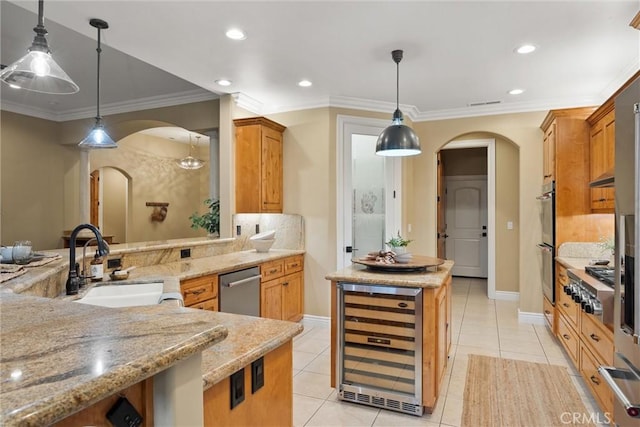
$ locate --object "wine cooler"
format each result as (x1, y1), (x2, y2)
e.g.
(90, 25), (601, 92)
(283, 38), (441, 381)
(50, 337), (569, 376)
(336, 283), (423, 416)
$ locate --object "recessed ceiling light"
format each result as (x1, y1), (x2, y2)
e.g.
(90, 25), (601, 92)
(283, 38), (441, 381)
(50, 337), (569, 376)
(515, 44), (536, 54)
(509, 88), (525, 95)
(225, 29), (246, 40)
(298, 80), (312, 87)
(216, 79), (232, 86)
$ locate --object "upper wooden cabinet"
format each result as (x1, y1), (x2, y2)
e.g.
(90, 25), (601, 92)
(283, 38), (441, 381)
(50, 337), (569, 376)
(234, 117), (286, 213)
(542, 123), (556, 184)
(587, 107), (615, 212)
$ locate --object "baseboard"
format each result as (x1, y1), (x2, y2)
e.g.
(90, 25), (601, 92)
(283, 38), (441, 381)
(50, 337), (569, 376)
(518, 309), (546, 325)
(302, 314), (331, 326)
(494, 291), (520, 301)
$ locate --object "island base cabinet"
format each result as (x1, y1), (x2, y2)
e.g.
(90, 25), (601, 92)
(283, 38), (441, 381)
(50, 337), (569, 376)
(204, 341), (293, 426)
(54, 380), (153, 426)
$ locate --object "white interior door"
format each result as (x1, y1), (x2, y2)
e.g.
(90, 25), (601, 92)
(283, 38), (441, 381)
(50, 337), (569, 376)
(445, 176), (488, 277)
(337, 117), (401, 268)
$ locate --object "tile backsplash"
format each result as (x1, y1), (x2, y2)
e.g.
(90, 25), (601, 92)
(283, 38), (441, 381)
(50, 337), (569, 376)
(233, 213), (305, 250)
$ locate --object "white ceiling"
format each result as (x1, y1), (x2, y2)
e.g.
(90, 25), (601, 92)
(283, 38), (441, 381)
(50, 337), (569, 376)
(1, 0), (639, 123)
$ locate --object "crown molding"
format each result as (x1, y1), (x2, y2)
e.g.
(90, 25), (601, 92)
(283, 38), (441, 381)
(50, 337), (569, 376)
(231, 92), (264, 115)
(1, 89), (218, 122)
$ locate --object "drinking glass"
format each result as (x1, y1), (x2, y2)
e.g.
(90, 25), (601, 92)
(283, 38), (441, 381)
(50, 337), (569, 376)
(12, 241), (32, 265)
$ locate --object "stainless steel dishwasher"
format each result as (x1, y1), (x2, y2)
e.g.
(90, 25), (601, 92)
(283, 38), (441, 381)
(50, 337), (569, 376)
(219, 266), (261, 316)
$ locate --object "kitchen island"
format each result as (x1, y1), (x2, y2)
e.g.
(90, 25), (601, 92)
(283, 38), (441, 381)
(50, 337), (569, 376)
(326, 259), (454, 414)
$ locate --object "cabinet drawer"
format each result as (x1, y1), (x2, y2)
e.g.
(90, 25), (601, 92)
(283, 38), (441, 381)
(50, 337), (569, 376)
(557, 314), (579, 365)
(557, 264), (569, 287)
(261, 259), (285, 281)
(580, 311), (613, 366)
(181, 275), (218, 306)
(190, 297), (218, 311)
(284, 255), (303, 275)
(556, 286), (579, 329)
(580, 344), (613, 414)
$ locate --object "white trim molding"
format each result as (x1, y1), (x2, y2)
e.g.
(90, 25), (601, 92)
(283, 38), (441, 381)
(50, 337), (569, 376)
(494, 291), (520, 301)
(517, 310), (546, 325)
(302, 314), (331, 326)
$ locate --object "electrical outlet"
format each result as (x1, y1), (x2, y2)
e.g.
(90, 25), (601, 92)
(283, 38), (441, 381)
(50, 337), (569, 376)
(107, 258), (121, 269)
(230, 369), (245, 409)
(255, 224), (260, 234)
(251, 357), (264, 393)
(180, 248), (191, 259)
(507, 221), (514, 230)
(236, 225), (241, 236)
(106, 396), (142, 427)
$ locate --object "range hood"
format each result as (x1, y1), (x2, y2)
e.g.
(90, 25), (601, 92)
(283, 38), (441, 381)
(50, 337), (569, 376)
(589, 169), (615, 188)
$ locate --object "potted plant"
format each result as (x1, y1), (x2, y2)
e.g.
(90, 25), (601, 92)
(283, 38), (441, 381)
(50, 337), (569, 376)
(385, 231), (412, 254)
(189, 198), (220, 237)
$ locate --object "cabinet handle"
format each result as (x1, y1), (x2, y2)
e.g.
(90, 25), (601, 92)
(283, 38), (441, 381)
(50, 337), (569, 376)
(598, 198), (606, 202)
(269, 268), (278, 274)
(186, 288), (206, 296)
(563, 303), (570, 308)
(290, 263), (298, 268)
(590, 375), (601, 385)
(590, 333), (600, 342)
(544, 174), (552, 178)
(544, 310), (551, 315)
(562, 334), (571, 340)
(282, 282), (289, 286)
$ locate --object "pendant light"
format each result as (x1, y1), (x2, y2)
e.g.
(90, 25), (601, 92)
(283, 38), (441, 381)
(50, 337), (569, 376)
(78, 19), (117, 149)
(0, 0), (79, 94)
(177, 134), (205, 170)
(375, 50), (421, 157)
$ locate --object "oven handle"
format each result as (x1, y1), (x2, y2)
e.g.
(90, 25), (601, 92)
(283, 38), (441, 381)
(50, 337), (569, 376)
(537, 244), (552, 252)
(536, 194), (552, 201)
(598, 366), (640, 419)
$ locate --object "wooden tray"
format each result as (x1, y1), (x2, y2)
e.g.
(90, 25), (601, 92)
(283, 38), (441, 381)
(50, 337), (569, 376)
(352, 255), (445, 272)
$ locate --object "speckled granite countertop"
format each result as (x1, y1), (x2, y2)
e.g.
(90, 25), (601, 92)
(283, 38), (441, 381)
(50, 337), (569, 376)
(325, 259), (454, 287)
(0, 292), (228, 426)
(556, 241), (614, 270)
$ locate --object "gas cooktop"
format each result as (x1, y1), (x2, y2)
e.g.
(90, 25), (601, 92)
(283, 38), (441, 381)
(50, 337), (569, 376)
(585, 266), (616, 288)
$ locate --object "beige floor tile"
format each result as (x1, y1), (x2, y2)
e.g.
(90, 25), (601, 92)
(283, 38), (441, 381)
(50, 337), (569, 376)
(294, 350), (319, 370)
(444, 373), (467, 400)
(293, 394), (324, 427)
(372, 409), (440, 426)
(294, 335), (331, 355)
(293, 371), (334, 399)
(454, 344), (500, 358)
(305, 400), (380, 427)
(304, 354), (331, 376)
(498, 337), (546, 355)
(457, 333), (499, 349)
(440, 396), (464, 427)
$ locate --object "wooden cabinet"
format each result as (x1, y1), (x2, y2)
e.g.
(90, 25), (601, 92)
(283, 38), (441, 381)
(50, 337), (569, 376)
(542, 123), (556, 184)
(260, 255), (304, 321)
(234, 117), (286, 213)
(203, 341), (293, 427)
(580, 342), (614, 416)
(435, 279), (449, 387)
(540, 108), (597, 247)
(181, 274), (219, 311)
(543, 295), (555, 334)
(588, 108), (615, 212)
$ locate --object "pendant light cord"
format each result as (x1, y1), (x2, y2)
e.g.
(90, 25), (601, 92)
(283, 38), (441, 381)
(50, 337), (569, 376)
(36, 0), (44, 29)
(96, 27), (102, 121)
(396, 59), (399, 111)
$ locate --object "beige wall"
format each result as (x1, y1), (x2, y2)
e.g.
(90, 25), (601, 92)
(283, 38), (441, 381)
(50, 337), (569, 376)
(1, 111), (78, 249)
(102, 167), (127, 243)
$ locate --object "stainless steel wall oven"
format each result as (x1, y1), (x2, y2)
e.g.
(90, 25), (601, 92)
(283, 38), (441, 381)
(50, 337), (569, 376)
(537, 182), (555, 303)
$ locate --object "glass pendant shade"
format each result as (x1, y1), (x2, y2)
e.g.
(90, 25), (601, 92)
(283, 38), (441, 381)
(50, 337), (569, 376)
(78, 118), (117, 149)
(177, 135), (205, 170)
(0, 0), (78, 94)
(376, 49), (421, 157)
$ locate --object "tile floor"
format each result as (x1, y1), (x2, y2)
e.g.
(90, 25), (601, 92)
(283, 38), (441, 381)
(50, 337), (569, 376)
(292, 276), (605, 426)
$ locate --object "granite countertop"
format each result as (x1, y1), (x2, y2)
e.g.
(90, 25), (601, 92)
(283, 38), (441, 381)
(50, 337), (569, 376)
(326, 259), (454, 288)
(0, 292), (228, 426)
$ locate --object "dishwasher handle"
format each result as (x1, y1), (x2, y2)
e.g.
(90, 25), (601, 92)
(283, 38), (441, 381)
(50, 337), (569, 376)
(224, 274), (262, 288)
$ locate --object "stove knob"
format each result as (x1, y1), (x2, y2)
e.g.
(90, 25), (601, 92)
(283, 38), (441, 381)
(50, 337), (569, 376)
(572, 290), (583, 303)
(584, 301), (594, 314)
(590, 301), (603, 316)
(564, 285), (572, 295)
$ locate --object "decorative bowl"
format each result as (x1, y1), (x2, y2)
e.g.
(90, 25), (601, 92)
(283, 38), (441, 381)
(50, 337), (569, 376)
(250, 238), (275, 253)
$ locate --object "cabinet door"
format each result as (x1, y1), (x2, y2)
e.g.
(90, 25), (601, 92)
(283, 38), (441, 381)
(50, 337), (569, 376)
(181, 274), (218, 307)
(261, 278), (283, 320)
(543, 124), (555, 184)
(436, 284), (448, 385)
(590, 121), (606, 210)
(601, 112), (615, 210)
(446, 276), (452, 355)
(261, 126), (283, 212)
(282, 271), (303, 322)
(235, 124), (262, 213)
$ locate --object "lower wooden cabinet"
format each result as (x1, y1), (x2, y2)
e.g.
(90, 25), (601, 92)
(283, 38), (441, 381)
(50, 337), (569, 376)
(203, 341), (293, 426)
(580, 343), (613, 415)
(260, 255), (304, 321)
(543, 295), (555, 334)
(54, 380), (153, 426)
(181, 273), (219, 311)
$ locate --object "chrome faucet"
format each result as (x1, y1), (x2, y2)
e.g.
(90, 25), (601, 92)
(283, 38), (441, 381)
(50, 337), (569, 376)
(66, 224), (110, 295)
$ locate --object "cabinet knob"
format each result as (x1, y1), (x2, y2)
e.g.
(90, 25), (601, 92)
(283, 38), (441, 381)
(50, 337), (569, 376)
(562, 334), (571, 340)
(590, 375), (601, 385)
